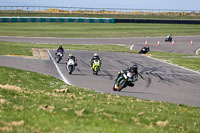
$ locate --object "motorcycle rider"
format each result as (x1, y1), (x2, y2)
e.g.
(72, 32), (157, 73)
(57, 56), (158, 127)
(113, 64), (138, 91)
(55, 44), (64, 56)
(139, 46), (150, 54)
(166, 34), (172, 41)
(66, 54), (78, 66)
(90, 53), (102, 68)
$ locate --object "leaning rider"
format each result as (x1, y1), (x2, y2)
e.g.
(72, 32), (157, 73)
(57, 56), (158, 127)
(113, 65), (138, 91)
(90, 53), (102, 68)
(55, 44), (64, 56)
(66, 54), (78, 66)
(167, 34), (172, 40)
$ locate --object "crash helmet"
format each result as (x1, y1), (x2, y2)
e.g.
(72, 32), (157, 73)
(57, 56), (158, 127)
(130, 64), (138, 73)
(59, 44), (62, 49)
(69, 54), (72, 57)
(93, 53), (98, 57)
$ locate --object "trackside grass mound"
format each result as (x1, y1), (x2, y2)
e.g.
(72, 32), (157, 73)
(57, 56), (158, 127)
(0, 66), (200, 133)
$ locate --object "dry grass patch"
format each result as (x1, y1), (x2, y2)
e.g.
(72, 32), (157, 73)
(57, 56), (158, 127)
(0, 84), (23, 91)
(38, 104), (55, 113)
(0, 120), (24, 132)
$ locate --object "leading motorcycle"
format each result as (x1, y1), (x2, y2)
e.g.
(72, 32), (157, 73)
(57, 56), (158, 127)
(165, 35), (172, 42)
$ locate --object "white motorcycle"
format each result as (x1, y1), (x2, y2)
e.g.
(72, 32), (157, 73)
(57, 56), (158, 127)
(66, 59), (75, 75)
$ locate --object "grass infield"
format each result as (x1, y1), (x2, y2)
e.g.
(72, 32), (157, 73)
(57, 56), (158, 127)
(0, 66), (200, 133)
(1, 23), (200, 38)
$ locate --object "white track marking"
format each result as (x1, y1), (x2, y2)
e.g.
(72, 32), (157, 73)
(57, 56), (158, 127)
(144, 55), (200, 75)
(196, 48), (200, 56)
(47, 50), (72, 85)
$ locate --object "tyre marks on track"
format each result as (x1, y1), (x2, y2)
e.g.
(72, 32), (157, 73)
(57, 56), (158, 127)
(49, 50), (200, 107)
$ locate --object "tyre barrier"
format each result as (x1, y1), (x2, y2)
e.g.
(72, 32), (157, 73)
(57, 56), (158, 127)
(115, 18), (200, 24)
(0, 17), (115, 23)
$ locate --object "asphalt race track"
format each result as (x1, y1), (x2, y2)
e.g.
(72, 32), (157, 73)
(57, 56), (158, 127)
(0, 55), (60, 79)
(48, 50), (200, 107)
(0, 36), (200, 107)
(0, 36), (200, 55)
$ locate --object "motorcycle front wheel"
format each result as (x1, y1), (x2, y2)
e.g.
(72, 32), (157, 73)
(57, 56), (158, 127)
(93, 67), (98, 75)
(68, 65), (73, 75)
(118, 80), (127, 92)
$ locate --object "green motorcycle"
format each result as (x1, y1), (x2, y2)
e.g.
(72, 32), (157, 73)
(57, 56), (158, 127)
(113, 72), (135, 92)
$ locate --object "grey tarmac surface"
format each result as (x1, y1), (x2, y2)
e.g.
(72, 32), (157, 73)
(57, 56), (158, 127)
(0, 36), (200, 55)
(0, 55), (60, 79)
(1, 36), (200, 107)
(49, 50), (200, 107)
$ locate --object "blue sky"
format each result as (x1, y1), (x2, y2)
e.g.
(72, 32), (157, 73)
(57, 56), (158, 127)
(1, 0), (200, 10)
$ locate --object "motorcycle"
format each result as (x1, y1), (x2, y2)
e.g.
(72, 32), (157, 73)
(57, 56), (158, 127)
(92, 59), (101, 75)
(138, 46), (150, 54)
(55, 50), (63, 63)
(113, 72), (136, 92)
(66, 59), (75, 75)
(165, 36), (172, 42)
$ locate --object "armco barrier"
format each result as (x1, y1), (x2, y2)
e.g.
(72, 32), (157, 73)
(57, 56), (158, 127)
(0, 17), (115, 23)
(115, 18), (200, 24)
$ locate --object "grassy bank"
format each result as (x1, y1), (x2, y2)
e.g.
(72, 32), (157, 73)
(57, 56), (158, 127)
(1, 23), (200, 38)
(0, 66), (200, 133)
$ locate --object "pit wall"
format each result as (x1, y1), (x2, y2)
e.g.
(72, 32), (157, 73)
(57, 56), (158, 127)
(0, 17), (115, 23)
(0, 17), (200, 24)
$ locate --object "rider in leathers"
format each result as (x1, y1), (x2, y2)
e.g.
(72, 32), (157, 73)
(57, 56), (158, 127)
(113, 65), (138, 91)
(166, 34), (172, 41)
(90, 53), (102, 68)
(66, 54), (78, 66)
(55, 45), (64, 56)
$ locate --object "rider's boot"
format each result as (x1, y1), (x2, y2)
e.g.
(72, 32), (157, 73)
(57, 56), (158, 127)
(128, 82), (135, 87)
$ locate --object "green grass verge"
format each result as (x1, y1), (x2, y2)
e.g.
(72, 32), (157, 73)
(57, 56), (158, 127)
(0, 41), (137, 56)
(1, 12), (200, 20)
(149, 51), (200, 72)
(0, 66), (200, 133)
(1, 23), (200, 38)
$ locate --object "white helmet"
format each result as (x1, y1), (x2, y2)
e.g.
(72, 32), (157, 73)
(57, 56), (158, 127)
(93, 53), (98, 56)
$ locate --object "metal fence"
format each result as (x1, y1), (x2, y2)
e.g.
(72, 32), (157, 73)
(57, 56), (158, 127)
(0, 6), (200, 17)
